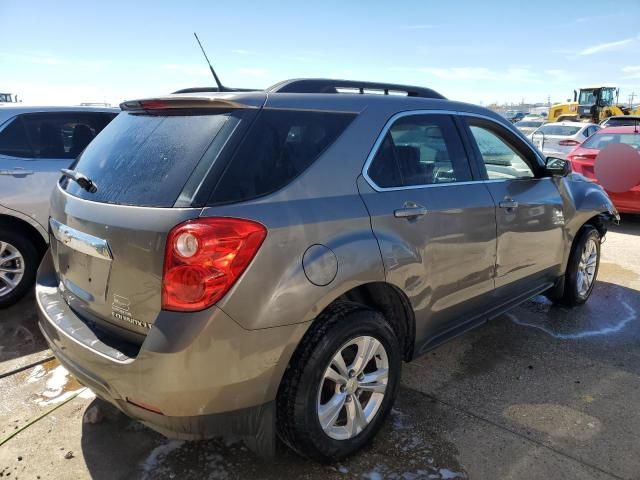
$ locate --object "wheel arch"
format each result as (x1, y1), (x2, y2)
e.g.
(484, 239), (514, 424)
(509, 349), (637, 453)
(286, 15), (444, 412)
(287, 282), (416, 363)
(0, 213), (48, 256)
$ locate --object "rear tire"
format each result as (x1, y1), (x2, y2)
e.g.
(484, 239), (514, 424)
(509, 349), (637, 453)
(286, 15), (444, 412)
(551, 225), (601, 307)
(0, 229), (39, 308)
(276, 301), (401, 462)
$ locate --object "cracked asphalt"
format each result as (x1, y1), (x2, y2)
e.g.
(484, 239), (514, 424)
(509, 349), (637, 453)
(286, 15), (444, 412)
(1, 215), (639, 479)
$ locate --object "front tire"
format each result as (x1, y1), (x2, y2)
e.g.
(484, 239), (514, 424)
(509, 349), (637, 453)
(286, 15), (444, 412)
(0, 229), (39, 308)
(555, 225), (601, 306)
(276, 302), (401, 462)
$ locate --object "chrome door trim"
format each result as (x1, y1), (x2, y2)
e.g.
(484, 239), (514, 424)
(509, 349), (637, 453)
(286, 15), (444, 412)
(457, 111), (547, 166)
(49, 218), (112, 260)
(360, 109), (547, 193)
(362, 109), (469, 193)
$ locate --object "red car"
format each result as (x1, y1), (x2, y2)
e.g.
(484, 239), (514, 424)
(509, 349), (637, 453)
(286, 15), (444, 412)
(567, 126), (640, 213)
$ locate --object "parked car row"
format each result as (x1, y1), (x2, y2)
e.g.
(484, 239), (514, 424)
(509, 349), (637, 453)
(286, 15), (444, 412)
(0, 79), (630, 462)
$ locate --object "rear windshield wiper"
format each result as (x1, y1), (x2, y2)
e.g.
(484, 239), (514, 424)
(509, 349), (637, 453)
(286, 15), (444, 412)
(60, 169), (98, 193)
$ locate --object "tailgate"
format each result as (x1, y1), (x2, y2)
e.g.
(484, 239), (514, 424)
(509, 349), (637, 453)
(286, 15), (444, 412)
(49, 185), (202, 339)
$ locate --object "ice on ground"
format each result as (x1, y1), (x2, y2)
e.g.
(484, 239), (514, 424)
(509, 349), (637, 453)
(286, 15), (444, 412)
(140, 440), (185, 479)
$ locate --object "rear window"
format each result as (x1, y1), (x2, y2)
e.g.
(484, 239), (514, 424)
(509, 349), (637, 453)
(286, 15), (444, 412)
(536, 125), (581, 136)
(516, 121), (543, 128)
(209, 109), (355, 204)
(582, 132), (640, 150)
(604, 117), (640, 127)
(62, 111), (241, 207)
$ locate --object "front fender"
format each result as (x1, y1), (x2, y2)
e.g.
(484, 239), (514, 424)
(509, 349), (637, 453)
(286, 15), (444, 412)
(556, 175), (618, 267)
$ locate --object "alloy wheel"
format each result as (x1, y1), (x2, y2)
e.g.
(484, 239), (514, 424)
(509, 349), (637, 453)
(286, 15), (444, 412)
(576, 237), (598, 297)
(317, 335), (389, 440)
(0, 241), (25, 297)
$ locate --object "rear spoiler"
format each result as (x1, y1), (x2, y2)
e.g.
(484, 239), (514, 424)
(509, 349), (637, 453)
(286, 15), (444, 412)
(119, 96), (259, 112)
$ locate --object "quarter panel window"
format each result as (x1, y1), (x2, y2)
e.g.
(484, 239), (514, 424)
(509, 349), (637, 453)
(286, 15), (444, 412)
(210, 110), (355, 204)
(468, 124), (535, 180)
(367, 114), (472, 188)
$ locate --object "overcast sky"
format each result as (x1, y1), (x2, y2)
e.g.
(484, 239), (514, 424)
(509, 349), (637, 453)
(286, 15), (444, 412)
(1, 0), (639, 107)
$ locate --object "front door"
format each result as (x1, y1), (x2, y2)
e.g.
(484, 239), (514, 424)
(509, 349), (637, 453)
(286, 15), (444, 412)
(461, 116), (565, 297)
(358, 112), (497, 353)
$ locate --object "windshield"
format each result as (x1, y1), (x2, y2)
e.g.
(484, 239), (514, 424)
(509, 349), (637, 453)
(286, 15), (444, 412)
(582, 132), (640, 150)
(62, 111), (243, 207)
(536, 125), (581, 136)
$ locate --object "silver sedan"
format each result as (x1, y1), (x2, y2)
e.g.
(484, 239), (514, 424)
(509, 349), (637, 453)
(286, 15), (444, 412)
(530, 121), (600, 160)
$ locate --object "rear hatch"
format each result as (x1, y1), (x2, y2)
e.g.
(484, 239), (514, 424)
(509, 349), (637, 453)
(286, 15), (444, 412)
(48, 93), (264, 341)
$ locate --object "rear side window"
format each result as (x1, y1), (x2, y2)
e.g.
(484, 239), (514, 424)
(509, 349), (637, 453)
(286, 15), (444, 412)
(0, 117), (33, 158)
(210, 110), (355, 204)
(21, 112), (114, 159)
(367, 114), (472, 188)
(63, 112), (241, 207)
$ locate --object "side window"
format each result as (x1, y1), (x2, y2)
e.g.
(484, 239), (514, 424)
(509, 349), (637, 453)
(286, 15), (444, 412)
(211, 110), (355, 204)
(582, 127), (591, 138)
(0, 117), (33, 158)
(20, 112), (113, 159)
(367, 114), (472, 188)
(467, 123), (535, 180)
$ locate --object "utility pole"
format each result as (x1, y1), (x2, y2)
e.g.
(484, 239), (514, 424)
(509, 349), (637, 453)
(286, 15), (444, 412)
(629, 92), (636, 108)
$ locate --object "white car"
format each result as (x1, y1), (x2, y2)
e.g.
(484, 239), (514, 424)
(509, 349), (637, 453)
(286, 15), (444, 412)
(521, 114), (546, 121)
(514, 119), (546, 136)
(530, 121), (600, 159)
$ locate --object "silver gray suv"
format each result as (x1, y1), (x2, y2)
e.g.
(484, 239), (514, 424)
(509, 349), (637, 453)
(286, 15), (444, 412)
(36, 79), (618, 461)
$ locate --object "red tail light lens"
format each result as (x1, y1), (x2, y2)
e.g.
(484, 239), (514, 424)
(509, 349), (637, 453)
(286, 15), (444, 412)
(558, 139), (581, 146)
(162, 217), (267, 312)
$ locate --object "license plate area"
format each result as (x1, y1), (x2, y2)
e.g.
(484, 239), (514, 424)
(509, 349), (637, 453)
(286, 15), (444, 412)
(49, 219), (112, 304)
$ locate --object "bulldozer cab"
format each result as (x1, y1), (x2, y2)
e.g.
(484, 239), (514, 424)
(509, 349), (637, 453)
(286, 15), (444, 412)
(578, 87), (616, 108)
(0, 93), (19, 103)
(576, 87), (618, 122)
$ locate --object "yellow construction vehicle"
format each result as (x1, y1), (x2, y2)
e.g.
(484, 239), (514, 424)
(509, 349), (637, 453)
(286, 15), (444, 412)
(547, 86), (640, 123)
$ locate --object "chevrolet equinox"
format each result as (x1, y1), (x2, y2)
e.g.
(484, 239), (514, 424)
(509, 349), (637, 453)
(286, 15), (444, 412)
(36, 79), (618, 461)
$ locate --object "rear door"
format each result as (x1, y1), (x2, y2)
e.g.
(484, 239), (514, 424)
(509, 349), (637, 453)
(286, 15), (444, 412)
(49, 106), (258, 341)
(0, 112), (115, 229)
(461, 115), (565, 296)
(358, 112), (497, 353)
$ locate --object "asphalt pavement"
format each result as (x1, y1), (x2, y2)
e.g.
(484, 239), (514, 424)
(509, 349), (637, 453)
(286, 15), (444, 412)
(1, 215), (639, 480)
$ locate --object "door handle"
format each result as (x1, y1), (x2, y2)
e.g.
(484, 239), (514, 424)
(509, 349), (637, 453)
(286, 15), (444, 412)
(394, 206), (428, 218)
(0, 168), (34, 176)
(499, 199), (519, 209)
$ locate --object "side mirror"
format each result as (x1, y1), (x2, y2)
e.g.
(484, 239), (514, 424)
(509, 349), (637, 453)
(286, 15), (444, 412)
(545, 157), (570, 176)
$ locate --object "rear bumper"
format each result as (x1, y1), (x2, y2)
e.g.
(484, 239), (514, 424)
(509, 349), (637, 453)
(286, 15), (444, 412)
(608, 190), (640, 214)
(36, 250), (308, 440)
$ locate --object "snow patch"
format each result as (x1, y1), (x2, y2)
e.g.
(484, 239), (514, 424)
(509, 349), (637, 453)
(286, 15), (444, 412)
(508, 300), (636, 340)
(140, 440), (185, 479)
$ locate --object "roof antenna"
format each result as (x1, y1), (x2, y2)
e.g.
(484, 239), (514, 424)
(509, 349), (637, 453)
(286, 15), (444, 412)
(193, 32), (227, 92)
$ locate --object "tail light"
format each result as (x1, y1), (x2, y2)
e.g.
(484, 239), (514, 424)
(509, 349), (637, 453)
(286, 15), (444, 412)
(558, 139), (581, 146)
(162, 217), (267, 312)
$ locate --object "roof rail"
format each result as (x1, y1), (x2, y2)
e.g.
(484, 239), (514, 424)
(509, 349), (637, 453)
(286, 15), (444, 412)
(267, 78), (446, 99)
(172, 86), (258, 94)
